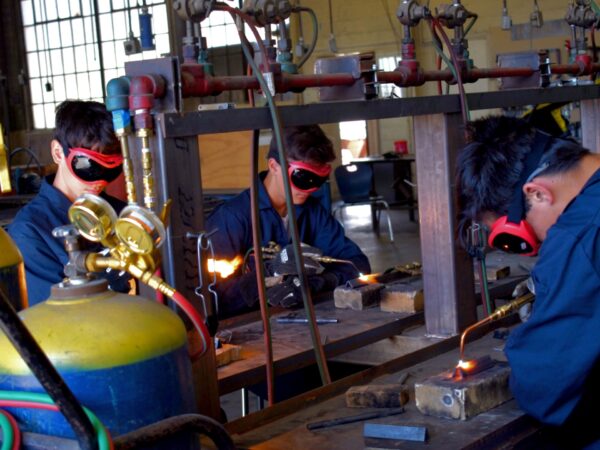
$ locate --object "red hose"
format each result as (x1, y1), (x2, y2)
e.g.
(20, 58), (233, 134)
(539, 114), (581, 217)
(0, 409), (21, 450)
(170, 291), (211, 359)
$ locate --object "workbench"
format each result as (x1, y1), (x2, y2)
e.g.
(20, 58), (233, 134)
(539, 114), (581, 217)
(217, 300), (424, 396)
(230, 327), (540, 449)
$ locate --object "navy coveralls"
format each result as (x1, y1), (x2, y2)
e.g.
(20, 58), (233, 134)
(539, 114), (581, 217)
(206, 173), (371, 316)
(505, 169), (600, 448)
(8, 177), (128, 307)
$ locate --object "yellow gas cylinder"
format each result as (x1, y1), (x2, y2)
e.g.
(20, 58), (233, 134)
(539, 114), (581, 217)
(0, 226), (28, 310)
(0, 276), (196, 441)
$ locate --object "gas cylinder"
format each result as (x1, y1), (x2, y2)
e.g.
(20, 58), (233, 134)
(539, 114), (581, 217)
(0, 276), (196, 442)
(0, 227), (28, 310)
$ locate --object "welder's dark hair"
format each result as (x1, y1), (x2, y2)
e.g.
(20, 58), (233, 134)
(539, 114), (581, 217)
(267, 125), (335, 164)
(456, 115), (589, 246)
(53, 100), (119, 155)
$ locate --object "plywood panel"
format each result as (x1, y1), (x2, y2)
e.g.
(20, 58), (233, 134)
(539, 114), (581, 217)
(198, 131), (269, 190)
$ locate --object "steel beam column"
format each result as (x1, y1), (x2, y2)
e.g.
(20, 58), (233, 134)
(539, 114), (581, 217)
(413, 113), (476, 336)
(581, 98), (600, 153)
(154, 115), (220, 420)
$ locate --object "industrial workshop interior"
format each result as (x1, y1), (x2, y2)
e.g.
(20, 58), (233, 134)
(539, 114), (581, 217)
(2, 0), (600, 448)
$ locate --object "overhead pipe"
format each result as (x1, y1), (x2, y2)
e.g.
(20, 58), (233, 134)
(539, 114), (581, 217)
(179, 62), (600, 98)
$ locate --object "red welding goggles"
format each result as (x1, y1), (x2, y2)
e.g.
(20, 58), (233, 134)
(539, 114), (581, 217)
(288, 160), (332, 193)
(66, 147), (123, 186)
(485, 130), (552, 256)
(488, 216), (540, 256)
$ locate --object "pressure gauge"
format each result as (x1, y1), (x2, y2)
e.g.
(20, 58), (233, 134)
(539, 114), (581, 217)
(115, 205), (166, 255)
(69, 194), (118, 243)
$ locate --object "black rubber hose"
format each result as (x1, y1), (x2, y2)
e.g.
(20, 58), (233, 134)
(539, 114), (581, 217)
(0, 288), (98, 450)
(113, 414), (236, 450)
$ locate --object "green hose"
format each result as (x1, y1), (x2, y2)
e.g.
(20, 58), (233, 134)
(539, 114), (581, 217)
(0, 391), (110, 450)
(0, 410), (14, 450)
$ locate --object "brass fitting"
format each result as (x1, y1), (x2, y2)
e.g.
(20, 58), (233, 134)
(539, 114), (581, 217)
(115, 130), (137, 205)
(137, 128), (156, 210)
(0, 124), (11, 194)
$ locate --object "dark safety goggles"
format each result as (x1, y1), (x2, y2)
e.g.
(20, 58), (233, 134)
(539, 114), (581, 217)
(488, 216), (540, 256)
(66, 147), (123, 186)
(288, 160), (332, 193)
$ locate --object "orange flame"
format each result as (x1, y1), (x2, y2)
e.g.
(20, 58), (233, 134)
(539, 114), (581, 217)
(358, 273), (377, 284)
(208, 256), (242, 279)
(457, 359), (475, 371)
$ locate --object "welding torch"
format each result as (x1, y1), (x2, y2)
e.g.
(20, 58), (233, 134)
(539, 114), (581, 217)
(460, 291), (535, 361)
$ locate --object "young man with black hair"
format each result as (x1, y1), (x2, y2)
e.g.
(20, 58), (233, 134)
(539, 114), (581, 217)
(208, 125), (371, 317)
(9, 100), (128, 307)
(456, 115), (600, 448)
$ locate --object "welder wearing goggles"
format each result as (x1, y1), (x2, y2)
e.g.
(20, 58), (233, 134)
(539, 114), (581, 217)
(456, 115), (600, 448)
(8, 100), (130, 306)
(207, 125), (371, 317)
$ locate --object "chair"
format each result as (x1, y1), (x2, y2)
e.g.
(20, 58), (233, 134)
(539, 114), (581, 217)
(333, 164), (394, 242)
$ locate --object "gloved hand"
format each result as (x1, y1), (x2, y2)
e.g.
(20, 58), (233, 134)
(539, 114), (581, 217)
(511, 277), (535, 322)
(267, 276), (302, 308)
(267, 273), (340, 308)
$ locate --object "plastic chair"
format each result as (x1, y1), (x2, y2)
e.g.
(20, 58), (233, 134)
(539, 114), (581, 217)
(333, 164), (394, 242)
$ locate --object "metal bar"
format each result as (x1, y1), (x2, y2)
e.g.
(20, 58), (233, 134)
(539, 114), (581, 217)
(581, 98), (600, 153)
(218, 313), (424, 395)
(161, 85), (600, 137)
(241, 388), (250, 417)
(414, 113), (476, 336)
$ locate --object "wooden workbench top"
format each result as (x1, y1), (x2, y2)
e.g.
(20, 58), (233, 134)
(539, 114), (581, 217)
(232, 328), (536, 449)
(217, 300), (423, 395)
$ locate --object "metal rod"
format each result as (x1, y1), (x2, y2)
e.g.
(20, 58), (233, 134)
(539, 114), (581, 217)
(306, 407), (405, 430)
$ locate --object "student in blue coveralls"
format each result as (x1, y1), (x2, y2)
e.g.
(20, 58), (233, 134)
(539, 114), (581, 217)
(456, 115), (600, 449)
(207, 125), (371, 318)
(9, 100), (129, 307)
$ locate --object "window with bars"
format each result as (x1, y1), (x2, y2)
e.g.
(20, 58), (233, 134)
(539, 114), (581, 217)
(21, 0), (171, 130)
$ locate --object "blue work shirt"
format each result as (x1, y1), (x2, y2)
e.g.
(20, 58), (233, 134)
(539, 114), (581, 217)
(505, 168), (600, 447)
(206, 172), (371, 315)
(8, 177), (128, 307)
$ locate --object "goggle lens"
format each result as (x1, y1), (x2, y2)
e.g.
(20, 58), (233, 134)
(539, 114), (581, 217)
(67, 148), (123, 184)
(290, 168), (329, 192)
(71, 154), (122, 183)
(490, 232), (534, 254)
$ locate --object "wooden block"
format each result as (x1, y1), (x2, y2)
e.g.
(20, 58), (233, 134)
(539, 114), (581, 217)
(380, 278), (424, 313)
(474, 265), (511, 282)
(364, 423), (427, 442)
(415, 362), (512, 420)
(215, 344), (242, 367)
(346, 384), (409, 408)
(334, 283), (384, 310)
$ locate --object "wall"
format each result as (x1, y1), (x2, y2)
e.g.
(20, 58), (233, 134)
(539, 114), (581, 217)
(296, 0), (589, 152)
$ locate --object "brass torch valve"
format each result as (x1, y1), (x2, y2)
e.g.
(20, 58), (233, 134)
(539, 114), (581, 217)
(459, 291), (535, 361)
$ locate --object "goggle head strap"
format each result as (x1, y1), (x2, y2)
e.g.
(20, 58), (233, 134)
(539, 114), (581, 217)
(506, 130), (553, 224)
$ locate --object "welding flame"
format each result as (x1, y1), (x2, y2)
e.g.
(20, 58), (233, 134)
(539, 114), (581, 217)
(457, 359), (475, 371)
(208, 256), (242, 279)
(358, 273), (377, 284)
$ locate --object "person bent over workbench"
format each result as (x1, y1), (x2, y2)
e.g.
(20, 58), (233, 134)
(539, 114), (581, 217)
(456, 115), (600, 449)
(207, 125), (371, 317)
